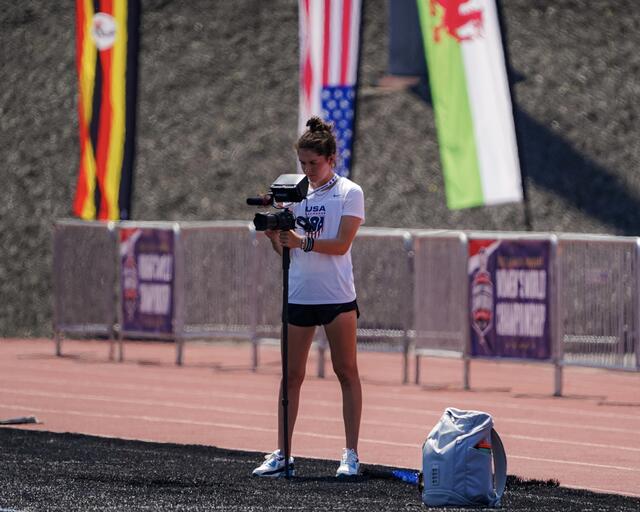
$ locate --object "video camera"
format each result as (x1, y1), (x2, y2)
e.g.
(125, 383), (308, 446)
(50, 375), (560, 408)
(246, 174), (310, 232)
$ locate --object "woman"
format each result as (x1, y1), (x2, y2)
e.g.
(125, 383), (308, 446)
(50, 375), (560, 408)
(252, 117), (365, 478)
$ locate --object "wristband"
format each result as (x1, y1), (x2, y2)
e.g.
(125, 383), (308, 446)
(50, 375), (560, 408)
(302, 236), (314, 252)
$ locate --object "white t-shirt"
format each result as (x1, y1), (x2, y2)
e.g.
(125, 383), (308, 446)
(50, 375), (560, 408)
(289, 176), (365, 304)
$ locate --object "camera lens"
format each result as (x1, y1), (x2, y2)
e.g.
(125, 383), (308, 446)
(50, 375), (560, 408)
(253, 211), (295, 231)
(253, 213), (271, 231)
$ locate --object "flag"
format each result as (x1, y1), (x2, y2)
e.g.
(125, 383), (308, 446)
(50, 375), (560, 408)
(417, 0), (523, 209)
(299, 0), (362, 177)
(73, 0), (140, 220)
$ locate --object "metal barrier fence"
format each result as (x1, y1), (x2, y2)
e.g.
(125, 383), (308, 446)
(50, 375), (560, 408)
(411, 231), (469, 386)
(52, 221), (639, 391)
(52, 219), (118, 358)
(557, 235), (639, 371)
(253, 233), (284, 338)
(351, 228), (413, 381)
(175, 221), (258, 366)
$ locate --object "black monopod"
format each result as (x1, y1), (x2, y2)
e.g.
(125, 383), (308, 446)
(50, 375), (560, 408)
(280, 237), (291, 478)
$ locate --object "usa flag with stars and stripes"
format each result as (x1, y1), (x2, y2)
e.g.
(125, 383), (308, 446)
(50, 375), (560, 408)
(299, 0), (362, 177)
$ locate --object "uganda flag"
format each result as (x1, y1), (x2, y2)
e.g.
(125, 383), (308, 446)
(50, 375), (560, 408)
(73, 0), (140, 220)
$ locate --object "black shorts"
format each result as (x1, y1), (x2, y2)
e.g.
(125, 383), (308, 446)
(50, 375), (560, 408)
(287, 300), (360, 327)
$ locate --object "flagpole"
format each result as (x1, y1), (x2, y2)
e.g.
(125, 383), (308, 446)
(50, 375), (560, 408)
(495, 0), (533, 231)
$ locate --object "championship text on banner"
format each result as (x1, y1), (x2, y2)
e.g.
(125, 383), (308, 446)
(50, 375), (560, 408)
(469, 239), (551, 359)
(120, 228), (175, 334)
(298, 0), (362, 178)
(417, 0), (523, 209)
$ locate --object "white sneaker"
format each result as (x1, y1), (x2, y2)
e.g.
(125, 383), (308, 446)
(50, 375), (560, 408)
(336, 448), (359, 477)
(252, 450), (295, 478)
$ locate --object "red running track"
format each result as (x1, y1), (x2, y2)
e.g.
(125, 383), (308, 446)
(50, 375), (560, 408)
(0, 338), (639, 497)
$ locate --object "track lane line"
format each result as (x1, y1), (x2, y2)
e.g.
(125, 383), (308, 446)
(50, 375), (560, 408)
(4, 393), (637, 454)
(1, 365), (638, 422)
(3, 368), (640, 425)
(2, 387), (639, 437)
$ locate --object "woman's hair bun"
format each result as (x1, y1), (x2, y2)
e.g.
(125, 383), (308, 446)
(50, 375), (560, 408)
(296, 116), (337, 157)
(306, 116), (331, 133)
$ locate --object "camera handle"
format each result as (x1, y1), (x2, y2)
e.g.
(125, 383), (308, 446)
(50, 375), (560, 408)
(281, 244), (292, 478)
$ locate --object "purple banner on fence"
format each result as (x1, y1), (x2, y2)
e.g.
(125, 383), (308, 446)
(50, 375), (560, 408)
(469, 239), (551, 360)
(120, 227), (175, 334)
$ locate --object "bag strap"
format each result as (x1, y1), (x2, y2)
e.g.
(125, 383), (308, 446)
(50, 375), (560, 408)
(491, 428), (508, 504)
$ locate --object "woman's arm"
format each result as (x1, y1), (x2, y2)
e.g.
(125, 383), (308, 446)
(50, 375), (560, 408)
(278, 215), (362, 256)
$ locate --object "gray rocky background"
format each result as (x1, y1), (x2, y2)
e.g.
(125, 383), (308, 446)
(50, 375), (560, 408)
(1, 0), (639, 336)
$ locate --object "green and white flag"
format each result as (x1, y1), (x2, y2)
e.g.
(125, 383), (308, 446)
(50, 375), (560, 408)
(417, 0), (523, 209)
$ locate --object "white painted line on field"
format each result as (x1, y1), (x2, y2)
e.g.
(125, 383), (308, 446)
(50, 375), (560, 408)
(1, 369), (639, 424)
(503, 433), (640, 453)
(0, 403), (277, 434)
(368, 389), (640, 422)
(2, 387), (640, 439)
(510, 454), (640, 473)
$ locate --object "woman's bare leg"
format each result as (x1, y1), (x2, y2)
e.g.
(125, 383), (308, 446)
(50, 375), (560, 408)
(324, 310), (361, 452)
